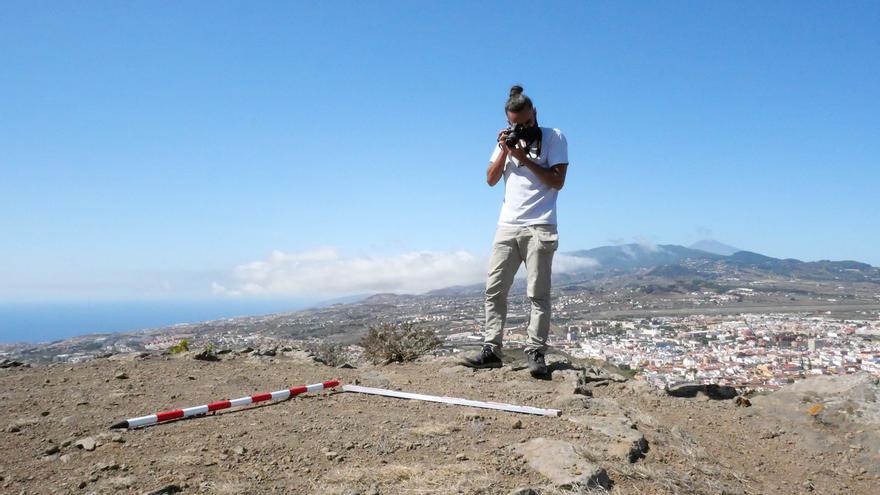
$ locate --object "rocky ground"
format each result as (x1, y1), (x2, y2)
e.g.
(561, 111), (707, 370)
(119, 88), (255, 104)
(1, 347), (878, 494)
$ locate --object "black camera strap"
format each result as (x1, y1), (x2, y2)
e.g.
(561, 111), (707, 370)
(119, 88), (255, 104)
(528, 127), (543, 160)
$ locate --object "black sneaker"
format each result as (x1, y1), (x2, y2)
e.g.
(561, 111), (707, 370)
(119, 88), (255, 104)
(460, 345), (502, 369)
(526, 350), (549, 377)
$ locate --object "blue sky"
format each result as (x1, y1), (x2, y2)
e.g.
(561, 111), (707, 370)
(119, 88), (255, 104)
(2, 1), (878, 302)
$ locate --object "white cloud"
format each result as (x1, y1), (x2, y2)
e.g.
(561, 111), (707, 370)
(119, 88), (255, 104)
(213, 248), (485, 297)
(553, 254), (599, 272)
(608, 236), (660, 258)
(634, 236), (660, 252)
(213, 248), (598, 297)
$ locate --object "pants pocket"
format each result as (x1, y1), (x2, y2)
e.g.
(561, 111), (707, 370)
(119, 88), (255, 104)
(533, 227), (559, 252)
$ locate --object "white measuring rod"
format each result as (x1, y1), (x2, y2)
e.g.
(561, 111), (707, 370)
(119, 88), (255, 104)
(342, 384), (561, 417)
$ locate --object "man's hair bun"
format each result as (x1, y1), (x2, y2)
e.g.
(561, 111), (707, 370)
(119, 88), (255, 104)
(505, 85), (533, 113)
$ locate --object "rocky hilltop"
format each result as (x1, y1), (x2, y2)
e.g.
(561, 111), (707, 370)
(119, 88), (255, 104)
(1, 347), (878, 494)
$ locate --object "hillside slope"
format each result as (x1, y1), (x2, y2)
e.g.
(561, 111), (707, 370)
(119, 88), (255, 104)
(1, 349), (878, 494)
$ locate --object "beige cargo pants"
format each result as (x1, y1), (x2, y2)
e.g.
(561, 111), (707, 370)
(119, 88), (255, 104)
(483, 224), (558, 357)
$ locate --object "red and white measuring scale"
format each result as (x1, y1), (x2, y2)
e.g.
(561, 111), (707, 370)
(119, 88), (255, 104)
(111, 379), (340, 429)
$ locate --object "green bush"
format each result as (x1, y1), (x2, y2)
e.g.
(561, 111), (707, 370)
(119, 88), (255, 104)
(360, 322), (442, 365)
(169, 339), (189, 354)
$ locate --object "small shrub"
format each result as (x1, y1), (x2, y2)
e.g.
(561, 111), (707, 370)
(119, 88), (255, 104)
(304, 342), (351, 367)
(360, 322), (442, 365)
(193, 343), (219, 362)
(169, 339), (189, 354)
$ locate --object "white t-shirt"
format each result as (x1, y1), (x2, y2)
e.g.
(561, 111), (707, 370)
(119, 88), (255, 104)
(489, 127), (568, 226)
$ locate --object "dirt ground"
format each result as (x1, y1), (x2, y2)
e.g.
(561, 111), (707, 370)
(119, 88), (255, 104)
(1, 349), (877, 494)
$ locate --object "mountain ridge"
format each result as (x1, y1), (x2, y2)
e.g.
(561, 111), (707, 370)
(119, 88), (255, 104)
(566, 242), (880, 283)
(689, 239), (742, 256)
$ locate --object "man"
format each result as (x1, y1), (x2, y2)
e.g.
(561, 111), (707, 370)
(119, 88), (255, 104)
(462, 85), (569, 378)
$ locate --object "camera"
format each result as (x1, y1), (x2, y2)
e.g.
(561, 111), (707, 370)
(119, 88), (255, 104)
(503, 123), (541, 149)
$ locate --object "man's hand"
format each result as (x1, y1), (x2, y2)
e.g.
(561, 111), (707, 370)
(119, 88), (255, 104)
(496, 128), (512, 155)
(497, 128), (511, 146)
(508, 145), (528, 164)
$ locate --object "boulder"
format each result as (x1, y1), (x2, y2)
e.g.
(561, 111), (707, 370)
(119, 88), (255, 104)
(144, 484), (182, 495)
(356, 371), (392, 389)
(512, 438), (611, 489)
(0, 359), (28, 368)
(751, 373), (880, 476)
(75, 437), (97, 451)
(578, 365), (629, 384)
(107, 352), (150, 362)
(666, 382), (737, 399)
(192, 348), (220, 362)
(551, 394), (591, 410)
(508, 488), (540, 495)
(567, 415), (648, 463)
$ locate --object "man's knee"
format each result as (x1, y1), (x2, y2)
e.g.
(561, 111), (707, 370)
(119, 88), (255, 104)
(485, 278), (508, 297)
(526, 282), (551, 301)
(528, 295), (551, 310)
(486, 275), (515, 300)
(525, 267), (552, 300)
(486, 293), (509, 310)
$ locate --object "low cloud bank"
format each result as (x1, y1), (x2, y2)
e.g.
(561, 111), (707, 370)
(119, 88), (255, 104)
(213, 248), (597, 297)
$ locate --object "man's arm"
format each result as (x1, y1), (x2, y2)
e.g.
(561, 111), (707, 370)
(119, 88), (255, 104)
(486, 128), (510, 186)
(487, 145), (507, 186)
(508, 147), (568, 190)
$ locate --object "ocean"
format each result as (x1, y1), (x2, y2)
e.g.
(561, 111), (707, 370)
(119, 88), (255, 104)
(0, 299), (312, 344)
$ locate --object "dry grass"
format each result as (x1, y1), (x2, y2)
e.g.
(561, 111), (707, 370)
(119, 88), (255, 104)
(320, 462), (502, 494)
(409, 422), (461, 437)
